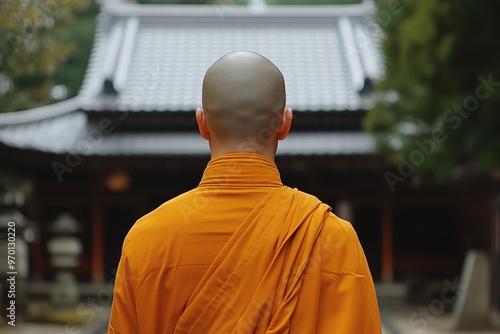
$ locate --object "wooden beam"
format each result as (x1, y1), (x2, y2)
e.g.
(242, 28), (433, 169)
(92, 206), (104, 283)
(381, 204), (394, 282)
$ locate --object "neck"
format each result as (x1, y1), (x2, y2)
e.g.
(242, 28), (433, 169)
(209, 141), (277, 161)
(199, 152), (283, 188)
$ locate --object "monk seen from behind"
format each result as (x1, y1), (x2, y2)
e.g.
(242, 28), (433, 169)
(108, 51), (382, 333)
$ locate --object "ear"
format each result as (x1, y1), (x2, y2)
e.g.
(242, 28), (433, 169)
(277, 108), (293, 140)
(195, 108), (211, 140)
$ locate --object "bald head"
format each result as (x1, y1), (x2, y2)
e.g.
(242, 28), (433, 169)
(200, 51), (287, 151)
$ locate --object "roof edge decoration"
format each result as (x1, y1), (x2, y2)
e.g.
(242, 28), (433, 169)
(0, 97), (83, 126)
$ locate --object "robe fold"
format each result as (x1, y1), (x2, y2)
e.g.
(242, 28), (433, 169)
(175, 186), (330, 334)
(108, 153), (381, 334)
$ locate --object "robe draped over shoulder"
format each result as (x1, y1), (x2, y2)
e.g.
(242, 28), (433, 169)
(175, 186), (330, 334)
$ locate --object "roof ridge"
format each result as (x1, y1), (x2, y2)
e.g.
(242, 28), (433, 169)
(102, 3), (372, 18)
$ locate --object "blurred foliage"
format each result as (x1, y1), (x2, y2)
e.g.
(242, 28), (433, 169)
(267, 0), (360, 4)
(0, 0), (93, 113)
(51, 0), (99, 100)
(364, 0), (500, 186)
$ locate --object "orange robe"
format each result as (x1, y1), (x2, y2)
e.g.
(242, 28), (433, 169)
(108, 153), (381, 334)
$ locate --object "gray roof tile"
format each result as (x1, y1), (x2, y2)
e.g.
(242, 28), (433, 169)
(79, 3), (382, 112)
(0, 113), (87, 154)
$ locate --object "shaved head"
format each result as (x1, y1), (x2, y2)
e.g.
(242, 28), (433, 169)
(201, 51), (287, 151)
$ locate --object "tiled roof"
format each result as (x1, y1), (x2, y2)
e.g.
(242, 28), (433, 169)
(80, 3), (382, 112)
(0, 112), (374, 156)
(0, 3), (382, 158)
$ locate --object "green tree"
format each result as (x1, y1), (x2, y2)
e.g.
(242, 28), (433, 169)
(0, 0), (89, 112)
(51, 0), (99, 100)
(364, 0), (500, 188)
(267, 0), (360, 4)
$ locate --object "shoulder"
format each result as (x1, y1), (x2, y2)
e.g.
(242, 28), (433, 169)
(123, 189), (198, 248)
(285, 187), (358, 244)
(289, 187), (321, 201)
(318, 212), (367, 275)
(286, 187), (328, 210)
(322, 213), (359, 244)
(120, 189), (201, 274)
(285, 187), (368, 274)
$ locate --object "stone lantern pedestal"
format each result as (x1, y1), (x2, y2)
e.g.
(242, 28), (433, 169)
(47, 213), (82, 306)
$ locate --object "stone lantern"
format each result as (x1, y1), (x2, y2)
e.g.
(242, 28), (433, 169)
(47, 213), (82, 306)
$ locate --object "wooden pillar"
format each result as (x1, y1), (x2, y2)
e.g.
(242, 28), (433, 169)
(493, 197), (500, 319)
(32, 222), (44, 280)
(92, 206), (104, 283)
(381, 203), (394, 282)
(31, 180), (43, 280)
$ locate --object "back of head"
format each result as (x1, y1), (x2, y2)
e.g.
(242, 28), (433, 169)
(202, 51), (286, 149)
